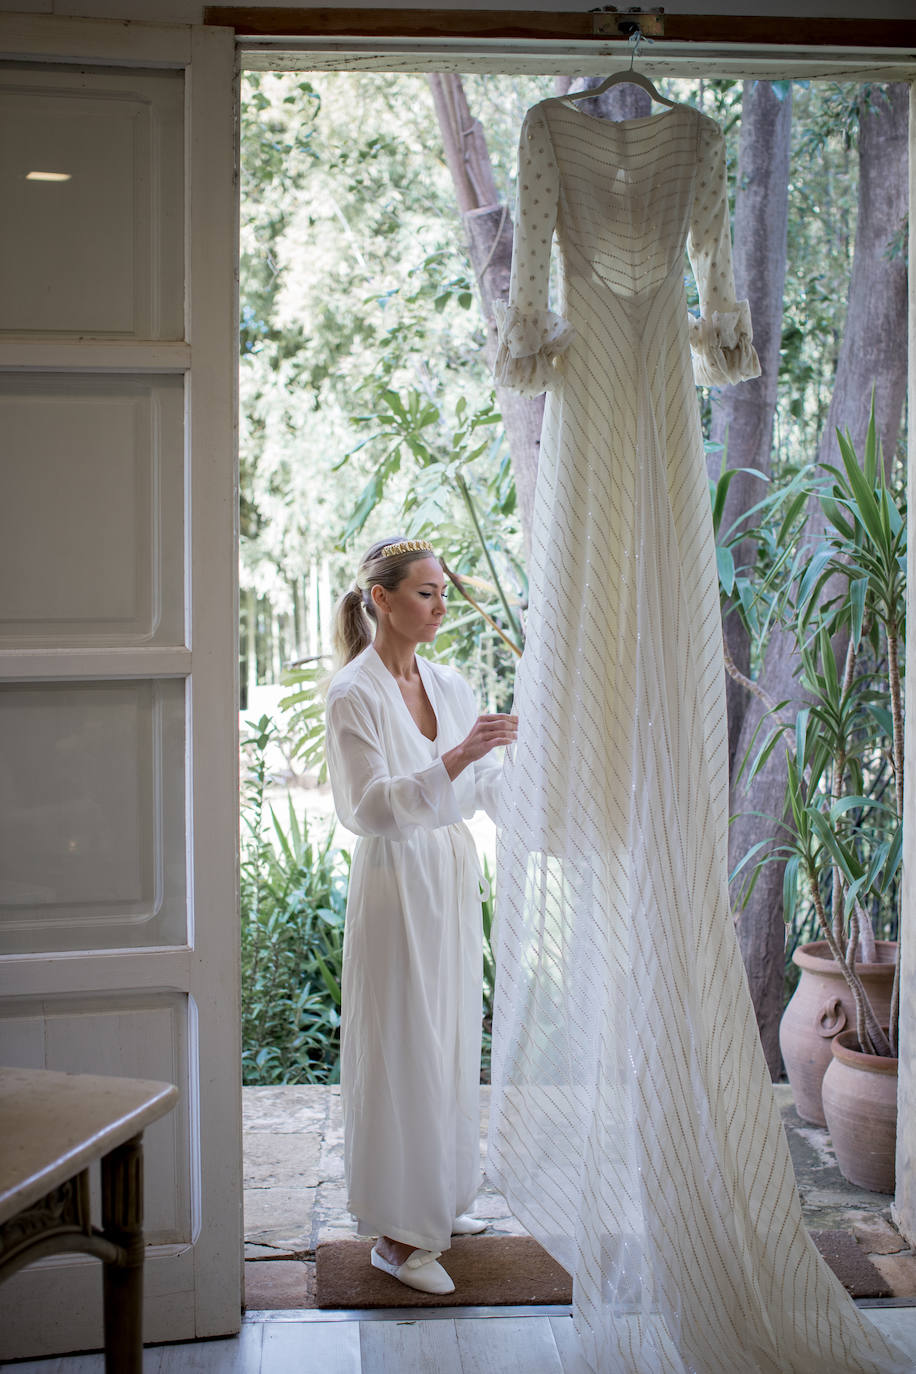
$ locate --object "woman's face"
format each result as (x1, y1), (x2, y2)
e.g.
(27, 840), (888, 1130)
(374, 556), (448, 643)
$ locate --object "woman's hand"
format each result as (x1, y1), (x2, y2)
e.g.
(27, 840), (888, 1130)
(442, 714), (518, 781)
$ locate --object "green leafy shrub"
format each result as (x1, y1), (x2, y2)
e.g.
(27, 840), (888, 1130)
(240, 715), (349, 1083)
(725, 407), (905, 1053)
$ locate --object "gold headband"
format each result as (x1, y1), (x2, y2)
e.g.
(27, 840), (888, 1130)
(380, 539), (434, 558)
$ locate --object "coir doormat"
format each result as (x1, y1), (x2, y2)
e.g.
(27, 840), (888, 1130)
(316, 1235), (573, 1309)
(316, 1229), (895, 1310)
(810, 1230), (893, 1298)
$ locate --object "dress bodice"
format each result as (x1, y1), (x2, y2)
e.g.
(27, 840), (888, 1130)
(549, 104), (698, 301)
(493, 97), (760, 394)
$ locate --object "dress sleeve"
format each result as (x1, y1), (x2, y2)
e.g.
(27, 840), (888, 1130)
(493, 104), (574, 398)
(687, 118), (761, 388)
(325, 691), (462, 842)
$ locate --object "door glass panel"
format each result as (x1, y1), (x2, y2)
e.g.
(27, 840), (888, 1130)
(0, 62), (184, 337)
(0, 679), (188, 953)
(0, 374), (185, 646)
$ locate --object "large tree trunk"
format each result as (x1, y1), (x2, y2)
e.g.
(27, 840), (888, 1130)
(428, 74), (543, 548)
(710, 82), (793, 773)
(728, 83), (909, 1077)
(816, 84), (909, 473)
(707, 82), (794, 1078)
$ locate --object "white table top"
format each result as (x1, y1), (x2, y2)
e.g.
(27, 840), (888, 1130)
(0, 1067), (179, 1225)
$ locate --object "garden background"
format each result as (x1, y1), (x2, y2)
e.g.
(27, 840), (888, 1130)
(237, 71), (909, 1086)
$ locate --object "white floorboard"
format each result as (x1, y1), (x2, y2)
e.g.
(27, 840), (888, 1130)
(264, 1320), (360, 1373)
(454, 1317), (564, 1373)
(153, 1326), (265, 1372)
(863, 1308), (916, 1363)
(0, 1362), (105, 1374)
(2, 1308), (915, 1373)
(549, 1314), (586, 1373)
(359, 1317), (463, 1373)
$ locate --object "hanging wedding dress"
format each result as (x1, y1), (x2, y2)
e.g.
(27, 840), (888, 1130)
(488, 96), (908, 1374)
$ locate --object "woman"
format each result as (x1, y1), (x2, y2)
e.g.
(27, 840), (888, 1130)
(325, 536), (517, 1295)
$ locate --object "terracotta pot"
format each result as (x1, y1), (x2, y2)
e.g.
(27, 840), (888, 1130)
(822, 1029), (898, 1194)
(778, 939), (897, 1125)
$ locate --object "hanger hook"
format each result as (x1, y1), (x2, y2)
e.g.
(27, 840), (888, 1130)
(628, 28), (642, 70)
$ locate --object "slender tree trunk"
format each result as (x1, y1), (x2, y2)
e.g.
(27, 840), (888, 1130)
(728, 83), (909, 1076)
(428, 74), (543, 549)
(707, 82), (793, 1077)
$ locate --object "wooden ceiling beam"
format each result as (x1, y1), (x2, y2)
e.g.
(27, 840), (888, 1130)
(204, 8), (916, 50)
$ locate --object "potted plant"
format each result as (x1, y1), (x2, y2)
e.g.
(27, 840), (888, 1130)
(725, 408), (903, 1182)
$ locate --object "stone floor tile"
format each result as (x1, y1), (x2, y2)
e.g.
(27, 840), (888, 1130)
(474, 1194), (516, 1221)
(241, 1082), (892, 1264)
(487, 1216), (531, 1237)
(870, 1252), (916, 1297)
(314, 1181), (350, 1208)
(852, 1213), (908, 1255)
(244, 1186), (317, 1252)
(244, 1242), (297, 1260)
(242, 1085), (328, 1133)
(243, 1131), (321, 1187)
(243, 1260), (316, 1310)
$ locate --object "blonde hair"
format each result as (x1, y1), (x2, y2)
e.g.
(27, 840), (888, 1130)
(333, 536), (440, 669)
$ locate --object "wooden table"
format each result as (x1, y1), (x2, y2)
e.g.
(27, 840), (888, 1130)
(0, 1068), (179, 1373)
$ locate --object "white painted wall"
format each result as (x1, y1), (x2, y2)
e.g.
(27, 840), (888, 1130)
(1, 0), (914, 23)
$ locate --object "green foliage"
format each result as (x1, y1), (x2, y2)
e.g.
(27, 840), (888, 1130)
(279, 660), (331, 783)
(343, 385), (524, 655)
(239, 72), (891, 700)
(240, 716), (349, 1083)
(725, 405), (905, 1052)
(238, 71), (539, 638)
(480, 857), (497, 1084)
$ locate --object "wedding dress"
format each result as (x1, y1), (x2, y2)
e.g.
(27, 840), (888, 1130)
(488, 97), (908, 1374)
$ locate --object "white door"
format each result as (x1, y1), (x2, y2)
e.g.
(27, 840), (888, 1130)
(0, 15), (241, 1358)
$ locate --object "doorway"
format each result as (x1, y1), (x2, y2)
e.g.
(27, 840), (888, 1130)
(235, 60), (912, 1310)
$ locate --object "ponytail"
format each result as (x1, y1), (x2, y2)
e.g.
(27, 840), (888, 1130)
(333, 587), (373, 669)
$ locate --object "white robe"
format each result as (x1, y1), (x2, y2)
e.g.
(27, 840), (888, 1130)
(325, 643), (502, 1251)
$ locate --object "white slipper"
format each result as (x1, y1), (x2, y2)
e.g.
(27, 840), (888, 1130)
(370, 1245), (456, 1295)
(451, 1213), (487, 1235)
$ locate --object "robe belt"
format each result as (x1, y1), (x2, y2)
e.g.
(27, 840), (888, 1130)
(447, 821), (489, 906)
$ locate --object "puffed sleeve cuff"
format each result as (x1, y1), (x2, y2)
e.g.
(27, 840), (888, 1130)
(493, 302), (574, 397)
(688, 300), (761, 387)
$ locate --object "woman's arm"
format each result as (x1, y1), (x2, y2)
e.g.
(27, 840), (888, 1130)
(326, 691), (462, 841)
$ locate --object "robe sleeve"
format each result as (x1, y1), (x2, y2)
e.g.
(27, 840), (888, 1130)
(453, 674), (506, 826)
(687, 118), (761, 388)
(493, 104), (574, 397)
(326, 689), (462, 841)
(472, 753), (505, 826)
